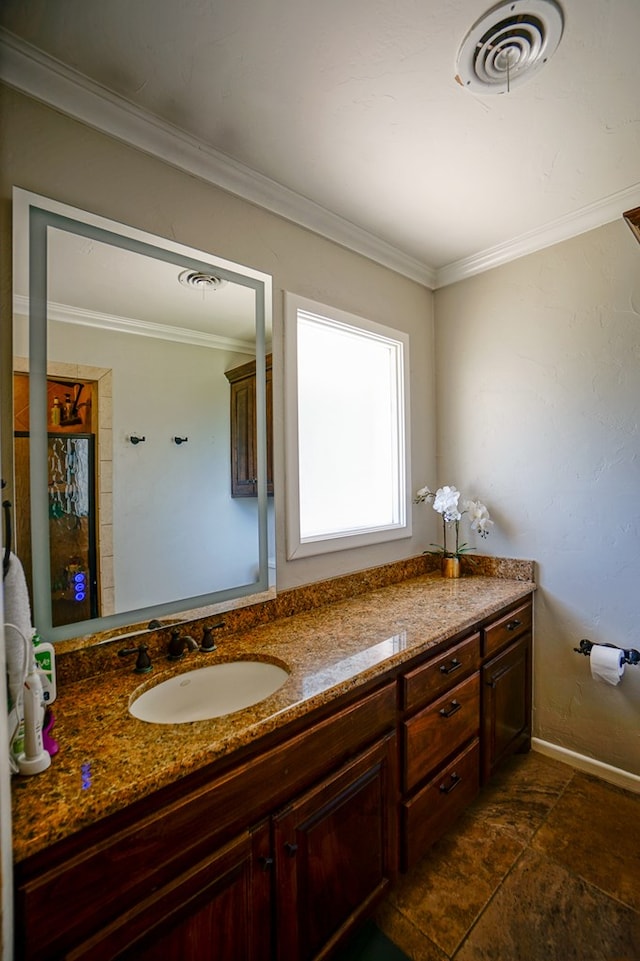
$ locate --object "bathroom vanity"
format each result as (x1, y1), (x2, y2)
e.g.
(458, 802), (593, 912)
(11, 567), (533, 960)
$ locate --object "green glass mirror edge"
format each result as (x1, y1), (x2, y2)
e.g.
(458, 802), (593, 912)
(14, 188), (273, 643)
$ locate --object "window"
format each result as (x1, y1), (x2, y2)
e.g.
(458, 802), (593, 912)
(284, 293), (411, 559)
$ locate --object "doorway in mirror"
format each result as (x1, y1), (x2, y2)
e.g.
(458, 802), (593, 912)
(13, 369), (112, 626)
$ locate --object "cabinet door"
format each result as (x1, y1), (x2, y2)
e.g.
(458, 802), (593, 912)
(481, 632), (532, 783)
(66, 822), (272, 961)
(229, 373), (258, 497)
(226, 356), (273, 497)
(273, 735), (397, 961)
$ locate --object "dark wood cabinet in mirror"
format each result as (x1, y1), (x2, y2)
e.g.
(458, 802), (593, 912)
(225, 354), (273, 497)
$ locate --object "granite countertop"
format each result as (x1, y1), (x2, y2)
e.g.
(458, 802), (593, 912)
(11, 570), (534, 864)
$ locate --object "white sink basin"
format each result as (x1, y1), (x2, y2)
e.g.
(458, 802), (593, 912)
(129, 660), (289, 723)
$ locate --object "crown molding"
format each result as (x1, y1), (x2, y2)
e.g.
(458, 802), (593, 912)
(13, 294), (255, 352)
(434, 182), (640, 288)
(0, 30), (436, 289)
(2, 29), (637, 294)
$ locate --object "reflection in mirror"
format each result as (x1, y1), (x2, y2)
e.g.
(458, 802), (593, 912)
(12, 189), (273, 643)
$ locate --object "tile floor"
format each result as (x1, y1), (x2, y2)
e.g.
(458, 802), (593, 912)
(375, 752), (640, 961)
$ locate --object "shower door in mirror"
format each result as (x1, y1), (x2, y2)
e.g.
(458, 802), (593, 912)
(47, 434), (97, 626)
(14, 433), (98, 627)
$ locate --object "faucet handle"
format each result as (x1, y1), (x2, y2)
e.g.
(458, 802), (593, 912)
(168, 629), (184, 661)
(201, 622), (225, 652)
(118, 644), (152, 674)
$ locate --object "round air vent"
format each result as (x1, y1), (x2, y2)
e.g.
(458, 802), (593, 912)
(455, 0), (564, 94)
(178, 270), (227, 291)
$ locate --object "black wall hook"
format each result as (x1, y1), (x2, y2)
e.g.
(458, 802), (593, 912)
(130, 435), (146, 445)
(173, 436), (188, 445)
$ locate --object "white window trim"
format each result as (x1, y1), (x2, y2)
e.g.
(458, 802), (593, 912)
(284, 292), (412, 560)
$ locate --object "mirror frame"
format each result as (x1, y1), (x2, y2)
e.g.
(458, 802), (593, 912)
(13, 188), (274, 643)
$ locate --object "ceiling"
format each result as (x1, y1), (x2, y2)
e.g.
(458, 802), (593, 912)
(36, 229), (259, 349)
(12, 194), (266, 350)
(1, 0), (639, 287)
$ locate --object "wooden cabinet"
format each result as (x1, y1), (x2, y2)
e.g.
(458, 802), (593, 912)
(399, 633), (481, 870)
(481, 600), (532, 783)
(15, 595), (533, 958)
(67, 822), (273, 961)
(273, 736), (397, 961)
(398, 596), (533, 868)
(225, 354), (273, 497)
(15, 684), (397, 961)
(69, 734), (397, 961)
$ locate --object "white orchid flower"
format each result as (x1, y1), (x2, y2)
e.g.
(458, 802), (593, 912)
(465, 499), (494, 538)
(433, 486), (461, 522)
(416, 483), (494, 559)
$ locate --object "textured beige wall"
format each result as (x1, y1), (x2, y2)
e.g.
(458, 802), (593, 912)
(435, 222), (640, 776)
(0, 83), (436, 592)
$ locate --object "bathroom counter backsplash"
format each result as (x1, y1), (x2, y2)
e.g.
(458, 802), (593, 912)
(11, 557), (535, 863)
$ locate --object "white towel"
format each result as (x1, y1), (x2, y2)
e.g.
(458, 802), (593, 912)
(3, 551), (35, 710)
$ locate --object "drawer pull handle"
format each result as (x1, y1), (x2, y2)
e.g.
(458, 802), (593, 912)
(506, 619), (522, 632)
(284, 842), (298, 857)
(440, 658), (462, 675)
(439, 699), (461, 719)
(439, 773), (461, 795)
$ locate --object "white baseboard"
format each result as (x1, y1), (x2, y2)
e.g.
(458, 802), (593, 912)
(532, 738), (640, 795)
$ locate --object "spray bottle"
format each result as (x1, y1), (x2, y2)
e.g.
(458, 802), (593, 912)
(32, 633), (57, 706)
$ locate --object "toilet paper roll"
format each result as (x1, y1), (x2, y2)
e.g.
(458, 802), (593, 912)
(590, 645), (625, 686)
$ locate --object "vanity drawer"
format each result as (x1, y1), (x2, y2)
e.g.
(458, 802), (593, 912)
(402, 672), (480, 792)
(401, 737), (480, 871)
(401, 632), (480, 712)
(483, 600), (532, 658)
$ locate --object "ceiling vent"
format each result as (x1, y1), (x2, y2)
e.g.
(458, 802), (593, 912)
(178, 270), (227, 291)
(456, 0), (564, 94)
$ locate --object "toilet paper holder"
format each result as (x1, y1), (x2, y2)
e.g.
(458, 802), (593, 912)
(574, 639), (640, 666)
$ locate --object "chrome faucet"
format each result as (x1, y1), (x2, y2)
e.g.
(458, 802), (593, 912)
(167, 629), (198, 661)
